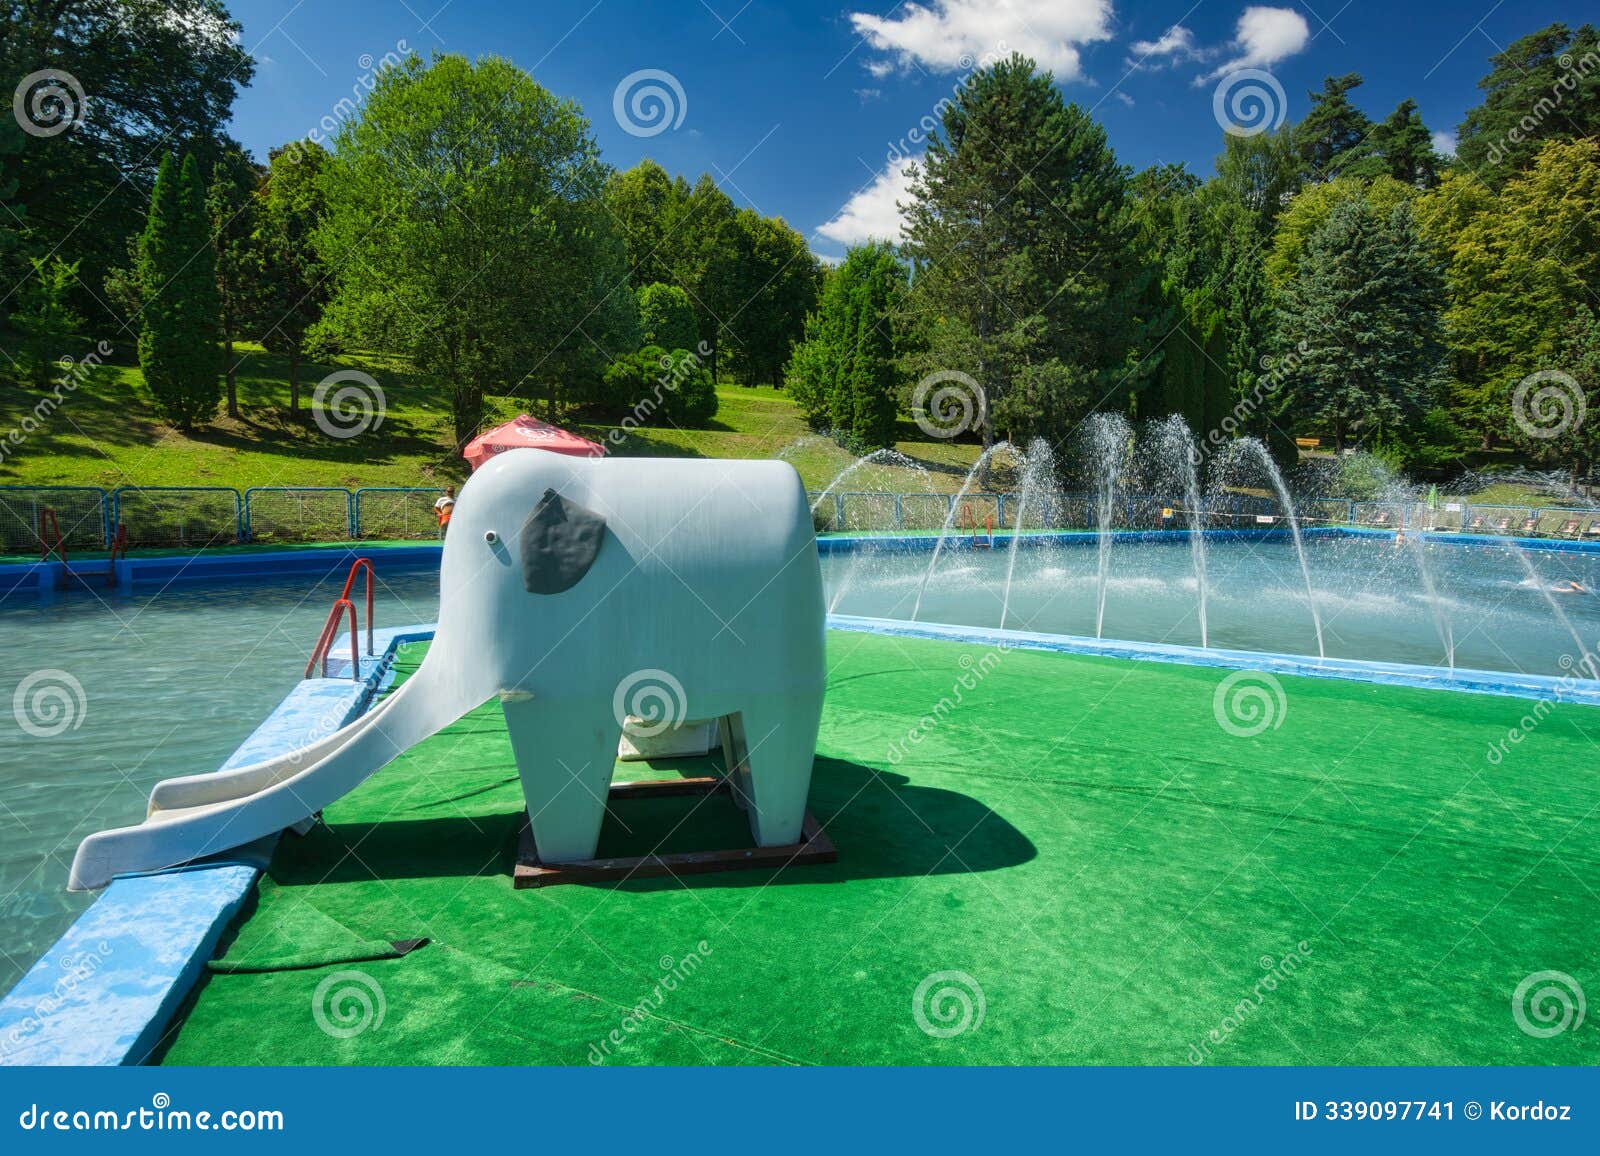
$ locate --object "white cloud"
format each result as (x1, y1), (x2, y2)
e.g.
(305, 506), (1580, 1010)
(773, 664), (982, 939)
(817, 155), (917, 247)
(848, 0), (1114, 80)
(1202, 6), (1310, 80)
(1115, 91), (1135, 107)
(1130, 25), (1197, 60)
(1430, 130), (1457, 157)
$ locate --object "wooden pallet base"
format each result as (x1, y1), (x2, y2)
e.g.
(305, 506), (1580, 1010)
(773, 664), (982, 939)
(513, 775), (835, 888)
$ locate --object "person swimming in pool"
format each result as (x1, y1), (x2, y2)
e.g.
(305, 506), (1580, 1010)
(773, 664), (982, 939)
(1550, 580), (1588, 595)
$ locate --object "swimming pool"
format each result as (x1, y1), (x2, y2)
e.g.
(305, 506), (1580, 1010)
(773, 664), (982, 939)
(0, 569), (440, 994)
(5, 529), (1598, 995)
(822, 534), (1600, 677)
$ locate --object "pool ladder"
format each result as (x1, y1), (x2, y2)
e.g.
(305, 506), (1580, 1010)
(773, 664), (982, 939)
(38, 507), (127, 588)
(306, 558), (376, 680)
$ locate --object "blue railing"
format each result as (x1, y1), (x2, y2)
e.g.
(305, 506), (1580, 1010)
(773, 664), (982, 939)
(3, 484), (1597, 551)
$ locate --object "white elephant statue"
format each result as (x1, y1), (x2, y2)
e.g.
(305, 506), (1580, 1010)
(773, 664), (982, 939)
(68, 452), (826, 890)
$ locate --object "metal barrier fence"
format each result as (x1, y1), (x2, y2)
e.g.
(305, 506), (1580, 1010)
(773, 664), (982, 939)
(0, 486), (110, 554)
(243, 487), (354, 544)
(3, 484), (1597, 555)
(113, 487), (242, 549)
(352, 488), (445, 541)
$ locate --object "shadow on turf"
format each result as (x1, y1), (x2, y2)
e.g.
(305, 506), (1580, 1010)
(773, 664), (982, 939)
(267, 756), (1035, 888)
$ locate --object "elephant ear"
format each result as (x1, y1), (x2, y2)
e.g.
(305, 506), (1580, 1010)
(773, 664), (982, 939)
(519, 488), (607, 595)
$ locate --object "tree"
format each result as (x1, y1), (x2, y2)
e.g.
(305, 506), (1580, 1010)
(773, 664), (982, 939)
(1420, 139), (1600, 447)
(1210, 127), (1301, 231)
(317, 54), (635, 445)
(1267, 175), (1414, 288)
(255, 143), (329, 417)
(1273, 198), (1446, 453)
(902, 53), (1143, 453)
(600, 345), (717, 427)
(1361, 100), (1440, 188)
(664, 174), (740, 380)
(1295, 75), (1374, 180)
(606, 160), (677, 287)
(1, 1), (254, 323)
(136, 153), (221, 429)
(1456, 23), (1600, 182)
(207, 143), (262, 419)
(636, 282), (698, 352)
(722, 210), (819, 386)
(9, 256), (81, 388)
(785, 241), (905, 447)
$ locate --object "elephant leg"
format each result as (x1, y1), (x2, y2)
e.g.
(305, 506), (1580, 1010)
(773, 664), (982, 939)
(501, 696), (620, 863)
(727, 692), (822, 847)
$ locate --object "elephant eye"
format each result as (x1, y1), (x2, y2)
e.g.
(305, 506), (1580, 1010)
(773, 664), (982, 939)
(520, 488), (607, 594)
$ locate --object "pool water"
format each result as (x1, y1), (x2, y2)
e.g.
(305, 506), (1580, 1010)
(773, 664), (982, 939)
(823, 535), (1600, 676)
(0, 569), (440, 994)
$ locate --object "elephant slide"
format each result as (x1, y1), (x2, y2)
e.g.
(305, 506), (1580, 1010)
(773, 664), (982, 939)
(68, 452), (826, 891)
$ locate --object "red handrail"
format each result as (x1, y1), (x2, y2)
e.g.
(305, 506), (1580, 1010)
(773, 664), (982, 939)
(38, 507), (65, 564)
(338, 557), (375, 657)
(304, 558), (376, 680)
(305, 599), (360, 680)
(106, 523), (127, 587)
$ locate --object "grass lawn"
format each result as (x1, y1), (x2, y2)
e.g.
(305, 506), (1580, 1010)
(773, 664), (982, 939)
(0, 345), (992, 495)
(156, 631), (1600, 1065)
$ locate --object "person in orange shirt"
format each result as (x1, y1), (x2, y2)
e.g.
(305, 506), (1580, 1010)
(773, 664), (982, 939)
(433, 486), (456, 536)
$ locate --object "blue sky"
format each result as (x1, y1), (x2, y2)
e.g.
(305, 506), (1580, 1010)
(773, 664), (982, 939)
(227, 1), (1576, 261)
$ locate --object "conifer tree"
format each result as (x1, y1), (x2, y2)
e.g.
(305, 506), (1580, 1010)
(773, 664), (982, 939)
(137, 153), (221, 429)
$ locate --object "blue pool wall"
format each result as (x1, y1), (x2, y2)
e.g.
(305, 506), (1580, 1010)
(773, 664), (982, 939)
(4, 525), (1600, 605)
(6, 525), (1600, 1065)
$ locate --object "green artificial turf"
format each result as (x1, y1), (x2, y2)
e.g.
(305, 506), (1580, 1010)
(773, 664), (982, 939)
(157, 631), (1600, 1065)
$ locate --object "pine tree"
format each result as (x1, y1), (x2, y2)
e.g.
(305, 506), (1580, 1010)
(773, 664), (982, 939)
(1295, 74), (1374, 180)
(784, 242), (904, 446)
(137, 153), (221, 429)
(902, 53), (1142, 451)
(1367, 100), (1439, 188)
(1274, 198), (1445, 453)
(1456, 23), (1600, 182)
